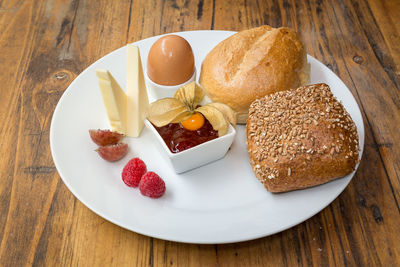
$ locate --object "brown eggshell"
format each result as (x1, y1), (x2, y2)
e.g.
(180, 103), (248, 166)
(147, 35), (195, 86)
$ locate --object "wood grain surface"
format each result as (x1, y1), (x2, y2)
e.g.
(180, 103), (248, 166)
(0, 0), (399, 266)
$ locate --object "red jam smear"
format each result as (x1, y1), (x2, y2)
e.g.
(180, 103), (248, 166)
(153, 119), (219, 153)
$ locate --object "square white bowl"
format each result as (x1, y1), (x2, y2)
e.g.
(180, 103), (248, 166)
(144, 119), (236, 173)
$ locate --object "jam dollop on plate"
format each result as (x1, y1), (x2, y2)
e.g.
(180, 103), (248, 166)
(153, 119), (218, 153)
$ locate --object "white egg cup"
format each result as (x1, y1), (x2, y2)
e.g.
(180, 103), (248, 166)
(144, 119), (236, 173)
(145, 68), (196, 100)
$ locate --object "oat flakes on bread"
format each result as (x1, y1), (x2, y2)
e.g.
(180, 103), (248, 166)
(199, 25), (310, 124)
(246, 83), (359, 193)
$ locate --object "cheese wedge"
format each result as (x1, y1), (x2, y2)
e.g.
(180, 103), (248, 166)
(126, 45), (149, 137)
(96, 70), (127, 134)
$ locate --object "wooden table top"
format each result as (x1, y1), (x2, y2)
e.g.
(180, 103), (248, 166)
(1, 0), (399, 266)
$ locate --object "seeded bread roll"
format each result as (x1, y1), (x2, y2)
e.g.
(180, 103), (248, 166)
(199, 25), (310, 124)
(246, 83), (359, 193)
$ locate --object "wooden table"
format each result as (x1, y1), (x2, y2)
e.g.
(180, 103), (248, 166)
(1, 0), (399, 266)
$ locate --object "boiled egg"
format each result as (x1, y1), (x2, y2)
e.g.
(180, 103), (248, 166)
(147, 35), (195, 86)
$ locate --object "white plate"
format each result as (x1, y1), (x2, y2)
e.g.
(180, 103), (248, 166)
(50, 30), (364, 244)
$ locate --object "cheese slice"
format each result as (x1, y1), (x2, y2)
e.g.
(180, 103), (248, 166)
(126, 45), (149, 137)
(96, 69), (127, 134)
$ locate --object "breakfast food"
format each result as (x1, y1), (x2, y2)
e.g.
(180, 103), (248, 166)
(145, 82), (237, 172)
(89, 31), (360, 197)
(89, 129), (124, 146)
(247, 83), (359, 193)
(122, 157), (148, 187)
(181, 112), (205, 131)
(89, 129), (128, 162)
(146, 81), (236, 153)
(121, 157), (166, 198)
(96, 70), (127, 133)
(126, 45), (149, 137)
(147, 35), (195, 86)
(199, 25), (310, 124)
(96, 143), (128, 162)
(146, 81), (236, 137)
(153, 117), (219, 153)
(96, 45), (149, 137)
(139, 172), (166, 198)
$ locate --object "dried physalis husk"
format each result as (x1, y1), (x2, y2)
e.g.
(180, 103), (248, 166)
(147, 82), (234, 136)
(174, 82), (205, 110)
(146, 98), (188, 127)
(206, 102), (237, 127)
(170, 110), (192, 123)
(196, 105), (229, 136)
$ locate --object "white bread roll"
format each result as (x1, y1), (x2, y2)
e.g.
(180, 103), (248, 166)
(199, 25), (310, 124)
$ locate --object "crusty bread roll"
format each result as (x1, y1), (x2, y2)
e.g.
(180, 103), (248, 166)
(246, 83), (359, 193)
(199, 25), (310, 124)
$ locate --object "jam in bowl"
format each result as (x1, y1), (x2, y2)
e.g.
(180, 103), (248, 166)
(153, 118), (218, 153)
(144, 119), (236, 173)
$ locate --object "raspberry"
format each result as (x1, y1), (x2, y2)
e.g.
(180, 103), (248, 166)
(122, 158), (147, 187)
(139, 172), (166, 198)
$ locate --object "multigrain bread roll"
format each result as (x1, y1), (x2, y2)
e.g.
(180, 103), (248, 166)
(199, 25), (310, 124)
(246, 83), (359, 193)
